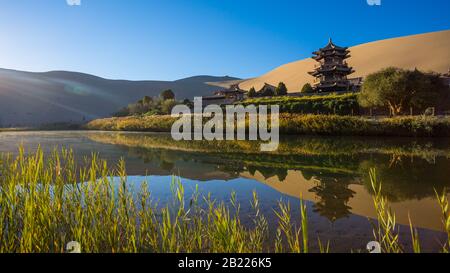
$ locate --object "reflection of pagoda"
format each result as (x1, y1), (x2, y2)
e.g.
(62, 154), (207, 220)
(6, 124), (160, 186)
(309, 177), (355, 222)
(308, 39), (355, 92)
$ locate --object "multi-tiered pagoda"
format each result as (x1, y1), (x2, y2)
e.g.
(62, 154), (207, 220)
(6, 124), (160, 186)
(308, 39), (354, 92)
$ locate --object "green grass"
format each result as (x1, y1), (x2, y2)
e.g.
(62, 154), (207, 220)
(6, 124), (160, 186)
(85, 114), (450, 137)
(0, 148), (449, 253)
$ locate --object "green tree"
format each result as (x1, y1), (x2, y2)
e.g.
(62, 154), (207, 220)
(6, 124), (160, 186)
(408, 70), (448, 112)
(128, 103), (146, 115)
(182, 99), (194, 108)
(358, 67), (447, 116)
(301, 83), (314, 94)
(160, 89), (175, 101)
(142, 96), (153, 105)
(275, 82), (288, 96)
(113, 107), (130, 117)
(247, 87), (257, 98)
(161, 99), (178, 115)
(261, 87), (274, 97)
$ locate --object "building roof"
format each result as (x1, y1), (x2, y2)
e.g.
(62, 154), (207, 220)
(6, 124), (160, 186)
(214, 90), (246, 95)
(258, 83), (277, 92)
(202, 95), (226, 101)
(317, 38), (348, 52)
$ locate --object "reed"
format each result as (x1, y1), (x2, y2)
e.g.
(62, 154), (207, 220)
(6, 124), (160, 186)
(435, 188), (450, 253)
(368, 168), (449, 254)
(0, 148), (449, 253)
(369, 168), (403, 253)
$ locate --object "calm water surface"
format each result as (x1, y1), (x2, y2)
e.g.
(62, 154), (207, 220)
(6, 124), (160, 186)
(1, 131), (449, 252)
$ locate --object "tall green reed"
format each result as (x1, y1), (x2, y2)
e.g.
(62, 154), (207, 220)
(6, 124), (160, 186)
(0, 147), (449, 253)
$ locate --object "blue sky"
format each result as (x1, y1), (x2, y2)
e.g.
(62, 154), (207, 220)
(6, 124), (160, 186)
(0, 0), (449, 80)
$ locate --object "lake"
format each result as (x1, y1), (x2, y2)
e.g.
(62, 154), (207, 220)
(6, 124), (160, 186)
(0, 131), (449, 252)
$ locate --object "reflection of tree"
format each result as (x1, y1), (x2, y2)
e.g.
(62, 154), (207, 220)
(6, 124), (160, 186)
(120, 139), (450, 205)
(359, 156), (450, 202)
(309, 177), (355, 223)
(251, 167), (288, 182)
(159, 159), (174, 171)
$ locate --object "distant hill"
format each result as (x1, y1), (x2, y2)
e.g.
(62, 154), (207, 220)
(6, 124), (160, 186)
(240, 30), (450, 92)
(0, 69), (239, 126)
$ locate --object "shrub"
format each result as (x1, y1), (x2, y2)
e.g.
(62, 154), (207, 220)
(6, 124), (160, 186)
(240, 93), (359, 115)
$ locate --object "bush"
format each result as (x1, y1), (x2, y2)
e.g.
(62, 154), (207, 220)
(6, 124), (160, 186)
(240, 93), (359, 115)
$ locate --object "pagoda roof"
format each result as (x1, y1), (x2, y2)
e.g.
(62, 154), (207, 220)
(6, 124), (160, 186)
(316, 38), (348, 52)
(309, 66), (354, 76)
(314, 82), (350, 88)
(312, 51), (351, 60)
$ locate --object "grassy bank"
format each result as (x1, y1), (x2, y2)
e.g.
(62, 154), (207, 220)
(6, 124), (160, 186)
(85, 114), (450, 137)
(0, 148), (449, 253)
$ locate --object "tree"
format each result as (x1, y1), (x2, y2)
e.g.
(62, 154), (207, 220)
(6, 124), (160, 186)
(128, 103), (146, 115)
(301, 83), (314, 94)
(358, 67), (447, 116)
(275, 82), (288, 96)
(142, 96), (153, 105)
(247, 87), (257, 98)
(113, 107), (130, 117)
(161, 99), (178, 115)
(408, 70), (448, 112)
(182, 99), (194, 108)
(261, 87), (274, 97)
(160, 89), (175, 101)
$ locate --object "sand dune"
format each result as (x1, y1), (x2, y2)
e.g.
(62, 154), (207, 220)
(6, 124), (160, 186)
(239, 30), (450, 92)
(0, 69), (239, 126)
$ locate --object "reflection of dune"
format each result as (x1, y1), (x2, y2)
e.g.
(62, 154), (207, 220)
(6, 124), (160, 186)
(240, 30), (450, 91)
(87, 132), (450, 231)
(242, 170), (446, 231)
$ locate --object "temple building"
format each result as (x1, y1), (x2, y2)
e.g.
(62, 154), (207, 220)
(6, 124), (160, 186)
(442, 68), (450, 87)
(257, 83), (277, 95)
(309, 39), (355, 92)
(202, 84), (246, 107)
(213, 84), (246, 100)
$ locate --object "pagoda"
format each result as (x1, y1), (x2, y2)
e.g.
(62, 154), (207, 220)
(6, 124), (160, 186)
(308, 38), (354, 92)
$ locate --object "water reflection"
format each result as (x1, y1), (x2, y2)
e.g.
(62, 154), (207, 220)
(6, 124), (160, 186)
(309, 177), (356, 222)
(83, 132), (450, 231)
(0, 131), (449, 234)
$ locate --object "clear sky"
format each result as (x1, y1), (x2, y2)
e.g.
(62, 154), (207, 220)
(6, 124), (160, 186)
(0, 0), (449, 81)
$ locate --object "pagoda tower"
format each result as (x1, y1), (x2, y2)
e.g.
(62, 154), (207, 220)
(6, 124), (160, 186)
(308, 38), (354, 92)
